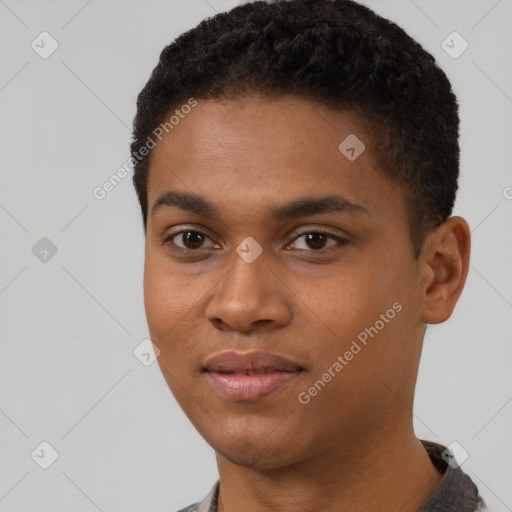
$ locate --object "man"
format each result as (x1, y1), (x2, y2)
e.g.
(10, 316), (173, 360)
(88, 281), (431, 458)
(130, 0), (486, 510)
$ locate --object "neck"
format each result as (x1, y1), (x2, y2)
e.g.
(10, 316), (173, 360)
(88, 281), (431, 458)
(215, 420), (442, 512)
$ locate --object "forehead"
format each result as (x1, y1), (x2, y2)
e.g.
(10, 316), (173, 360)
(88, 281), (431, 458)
(146, 96), (405, 224)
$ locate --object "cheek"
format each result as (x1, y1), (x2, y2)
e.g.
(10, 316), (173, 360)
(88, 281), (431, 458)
(298, 264), (390, 339)
(144, 260), (173, 336)
(145, 269), (199, 408)
(298, 257), (409, 378)
(143, 250), (196, 329)
(143, 252), (216, 385)
(143, 254), (193, 365)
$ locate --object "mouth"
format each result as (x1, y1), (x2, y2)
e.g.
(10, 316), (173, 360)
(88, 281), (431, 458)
(203, 351), (305, 401)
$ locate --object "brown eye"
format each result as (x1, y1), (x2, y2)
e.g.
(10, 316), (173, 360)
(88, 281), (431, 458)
(180, 231), (205, 249)
(303, 233), (329, 250)
(167, 230), (216, 250)
(289, 230), (349, 251)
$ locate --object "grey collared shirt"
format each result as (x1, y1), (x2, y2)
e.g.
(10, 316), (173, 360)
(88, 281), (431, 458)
(177, 440), (486, 512)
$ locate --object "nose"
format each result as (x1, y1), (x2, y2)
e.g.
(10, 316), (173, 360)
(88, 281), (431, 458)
(205, 249), (291, 333)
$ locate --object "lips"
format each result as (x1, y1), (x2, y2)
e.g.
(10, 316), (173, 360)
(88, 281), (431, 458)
(204, 351), (304, 401)
(204, 351), (303, 374)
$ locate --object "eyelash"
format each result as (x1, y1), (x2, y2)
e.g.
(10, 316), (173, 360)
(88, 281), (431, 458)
(289, 229), (350, 251)
(163, 228), (349, 253)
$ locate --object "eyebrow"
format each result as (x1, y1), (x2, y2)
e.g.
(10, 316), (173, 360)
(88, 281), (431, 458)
(151, 191), (370, 220)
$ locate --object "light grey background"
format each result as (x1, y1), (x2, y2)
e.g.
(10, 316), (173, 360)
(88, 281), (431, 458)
(0, 0), (511, 511)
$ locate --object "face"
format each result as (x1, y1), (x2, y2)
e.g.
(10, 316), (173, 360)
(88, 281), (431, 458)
(144, 96), (427, 469)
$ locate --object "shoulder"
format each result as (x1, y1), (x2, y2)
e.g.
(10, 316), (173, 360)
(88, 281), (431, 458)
(419, 439), (487, 511)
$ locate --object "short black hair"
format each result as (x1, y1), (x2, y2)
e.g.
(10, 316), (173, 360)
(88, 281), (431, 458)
(131, 0), (460, 257)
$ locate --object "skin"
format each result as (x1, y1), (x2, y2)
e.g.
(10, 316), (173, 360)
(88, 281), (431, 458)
(143, 96), (471, 512)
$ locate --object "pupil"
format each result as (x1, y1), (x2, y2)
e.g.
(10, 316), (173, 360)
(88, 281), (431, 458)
(184, 231), (204, 249)
(306, 233), (326, 250)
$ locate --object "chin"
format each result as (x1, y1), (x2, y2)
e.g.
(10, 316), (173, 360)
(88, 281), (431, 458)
(209, 429), (307, 471)
(217, 442), (267, 468)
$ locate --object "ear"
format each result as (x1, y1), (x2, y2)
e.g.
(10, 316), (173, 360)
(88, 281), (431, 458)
(420, 216), (471, 324)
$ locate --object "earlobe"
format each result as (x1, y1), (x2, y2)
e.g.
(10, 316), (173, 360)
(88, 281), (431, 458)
(420, 216), (471, 324)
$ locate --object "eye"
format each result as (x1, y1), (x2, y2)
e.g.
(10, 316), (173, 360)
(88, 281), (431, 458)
(165, 229), (220, 251)
(288, 230), (349, 251)
(163, 228), (348, 253)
